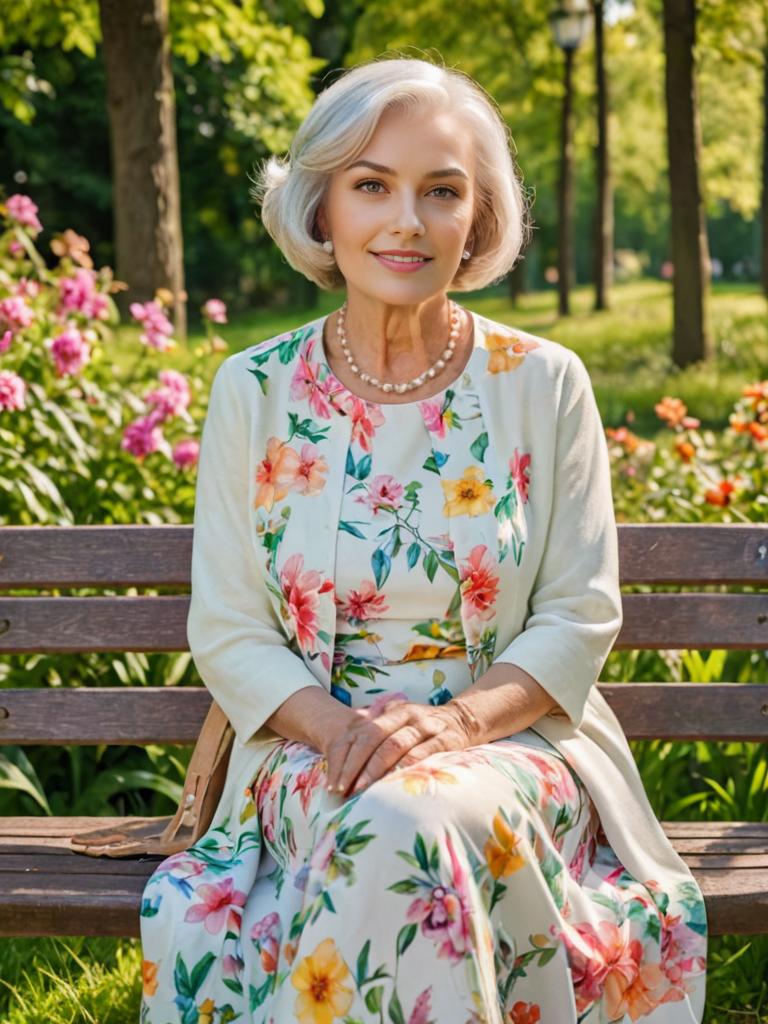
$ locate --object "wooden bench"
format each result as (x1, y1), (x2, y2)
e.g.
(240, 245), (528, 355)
(0, 523), (766, 938)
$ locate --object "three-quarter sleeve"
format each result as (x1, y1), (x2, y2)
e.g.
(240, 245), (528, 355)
(492, 350), (623, 729)
(187, 356), (327, 746)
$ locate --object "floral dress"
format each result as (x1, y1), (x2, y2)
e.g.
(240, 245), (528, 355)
(140, 331), (706, 1024)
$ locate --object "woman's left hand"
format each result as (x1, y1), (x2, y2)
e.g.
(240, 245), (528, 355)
(324, 698), (475, 798)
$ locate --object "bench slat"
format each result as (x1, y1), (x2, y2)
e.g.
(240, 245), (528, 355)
(2, 685), (767, 745)
(1, 524), (766, 587)
(0, 818), (763, 936)
(1, 593), (766, 653)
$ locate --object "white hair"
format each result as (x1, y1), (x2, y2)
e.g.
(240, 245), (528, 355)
(250, 56), (533, 292)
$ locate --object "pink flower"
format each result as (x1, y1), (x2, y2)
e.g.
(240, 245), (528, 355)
(47, 326), (91, 377)
(254, 771), (282, 844)
(0, 370), (27, 411)
(509, 448), (531, 503)
(406, 832), (473, 962)
(255, 436), (301, 511)
(6, 194), (43, 234)
(0, 295), (34, 334)
(8, 240), (23, 257)
(336, 580), (389, 624)
(222, 953), (244, 978)
(129, 300), (175, 351)
(356, 473), (404, 515)
(144, 369), (190, 420)
(292, 442), (329, 497)
(292, 757), (326, 815)
(407, 987), (434, 1024)
(419, 398), (448, 438)
(250, 910), (281, 942)
(0, 330), (12, 353)
(279, 552), (334, 652)
(290, 342), (336, 419)
(336, 392), (386, 452)
(183, 877), (246, 935)
(458, 544), (500, 621)
(14, 278), (41, 300)
(121, 415), (164, 459)
(202, 298), (227, 323)
(57, 269), (110, 321)
(172, 439), (199, 468)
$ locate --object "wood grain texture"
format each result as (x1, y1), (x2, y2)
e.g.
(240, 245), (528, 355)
(1, 523), (766, 587)
(0, 819), (763, 937)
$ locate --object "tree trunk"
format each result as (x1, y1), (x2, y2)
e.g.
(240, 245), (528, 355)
(762, 21), (768, 299)
(99, 0), (186, 340)
(508, 260), (528, 307)
(592, 0), (613, 311)
(558, 47), (576, 318)
(662, 0), (712, 366)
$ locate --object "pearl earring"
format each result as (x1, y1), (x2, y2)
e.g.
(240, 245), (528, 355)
(462, 248), (472, 261)
(322, 239), (334, 254)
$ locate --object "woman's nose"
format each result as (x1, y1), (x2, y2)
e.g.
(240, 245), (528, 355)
(389, 194), (425, 235)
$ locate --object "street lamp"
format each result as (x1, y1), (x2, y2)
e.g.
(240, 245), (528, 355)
(550, 0), (592, 316)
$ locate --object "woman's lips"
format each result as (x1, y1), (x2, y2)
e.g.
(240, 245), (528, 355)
(372, 252), (433, 273)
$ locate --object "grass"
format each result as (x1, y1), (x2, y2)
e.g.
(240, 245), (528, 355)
(2, 278), (767, 1022)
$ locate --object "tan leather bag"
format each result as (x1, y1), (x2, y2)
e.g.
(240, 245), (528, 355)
(70, 699), (234, 858)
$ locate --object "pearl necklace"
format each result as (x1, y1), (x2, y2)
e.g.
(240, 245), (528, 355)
(336, 300), (462, 395)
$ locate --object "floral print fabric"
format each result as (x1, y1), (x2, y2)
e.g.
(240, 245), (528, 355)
(140, 322), (706, 1023)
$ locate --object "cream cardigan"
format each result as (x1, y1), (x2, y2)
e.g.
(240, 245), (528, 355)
(186, 309), (707, 1022)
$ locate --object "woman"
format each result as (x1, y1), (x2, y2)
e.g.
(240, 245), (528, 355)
(140, 57), (707, 1024)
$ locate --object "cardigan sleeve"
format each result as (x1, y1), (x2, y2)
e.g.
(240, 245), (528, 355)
(491, 350), (623, 729)
(186, 355), (327, 747)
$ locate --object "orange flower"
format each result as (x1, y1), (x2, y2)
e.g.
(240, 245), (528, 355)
(742, 380), (768, 405)
(704, 480), (736, 506)
(749, 421), (768, 441)
(655, 396), (687, 427)
(674, 438), (695, 462)
(606, 426), (641, 454)
(291, 937), (353, 1024)
(255, 436), (301, 510)
(508, 1001), (541, 1024)
(142, 959), (158, 997)
(485, 332), (540, 374)
(484, 811), (526, 878)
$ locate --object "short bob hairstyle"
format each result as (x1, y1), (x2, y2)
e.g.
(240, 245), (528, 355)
(251, 56), (532, 293)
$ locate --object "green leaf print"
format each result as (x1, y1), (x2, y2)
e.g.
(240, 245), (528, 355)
(372, 547), (392, 588)
(387, 988), (407, 1024)
(406, 541), (420, 568)
(287, 411), (330, 444)
(365, 985), (384, 1014)
(356, 940), (370, 987)
(423, 549), (439, 582)
(422, 449), (449, 474)
(470, 431), (489, 462)
(388, 879), (419, 893)
(247, 365), (269, 395)
(413, 832), (430, 872)
(222, 977), (244, 997)
(396, 923), (418, 957)
(340, 520), (367, 539)
(249, 975), (273, 1012)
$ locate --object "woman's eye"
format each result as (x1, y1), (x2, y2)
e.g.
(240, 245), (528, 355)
(429, 185), (459, 199)
(354, 181), (458, 198)
(355, 180), (385, 194)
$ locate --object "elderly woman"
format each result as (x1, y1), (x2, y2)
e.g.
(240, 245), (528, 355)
(140, 57), (707, 1024)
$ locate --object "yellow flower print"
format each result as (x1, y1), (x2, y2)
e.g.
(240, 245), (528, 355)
(141, 959), (158, 997)
(399, 763), (459, 795)
(484, 331), (540, 374)
(197, 997), (215, 1024)
(484, 811), (526, 878)
(441, 466), (495, 517)
(291, 937), (354, 1024)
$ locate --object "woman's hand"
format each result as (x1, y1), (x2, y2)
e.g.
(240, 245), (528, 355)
(322, 698), (475, 798)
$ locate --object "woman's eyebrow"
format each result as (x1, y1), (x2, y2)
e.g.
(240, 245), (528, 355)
(345, 159), (469, 180)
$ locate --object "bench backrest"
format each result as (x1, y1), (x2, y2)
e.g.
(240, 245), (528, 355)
(0, 524), (766, 746)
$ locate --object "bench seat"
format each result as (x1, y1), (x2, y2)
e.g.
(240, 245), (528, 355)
(1, 816), (766, 938)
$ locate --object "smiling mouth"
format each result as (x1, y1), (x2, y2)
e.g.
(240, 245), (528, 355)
(372, 253), (433, 263)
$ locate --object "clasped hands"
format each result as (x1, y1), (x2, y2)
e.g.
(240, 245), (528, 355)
(322, 697), (478, 799)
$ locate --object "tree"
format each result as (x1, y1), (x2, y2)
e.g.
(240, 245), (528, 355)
(662, 0), (712, 366)
(592, 0), (613, 310)
(0, 0), (324, 336)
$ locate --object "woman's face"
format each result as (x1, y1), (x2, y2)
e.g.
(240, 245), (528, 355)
(317, 105), (477, 307)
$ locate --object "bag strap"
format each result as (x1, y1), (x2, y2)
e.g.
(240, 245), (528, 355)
(70, 698), (234, 858)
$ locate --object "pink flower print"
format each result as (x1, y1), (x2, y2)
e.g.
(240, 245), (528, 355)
(172, 438), (199, 469)
(279, 552), (334, 652)
(6, 194), (43, 234)
(0, 295), (34, 334)
(129, 300), (175, 351)
(407, 987), (434, 1024)
(292, 757), (326, 815)
(336, 580), (389, 624)
(202, 298), (227, 323)
(290, 341), (335, 419)
(183, 877), (246, 935)
(0, 330), (12, 353)
(406, 832), (473, 963)
(356, 474), (404, 515)
(0, 370), (27, 411)
(121, 415), (164, 459)
(250, 911), (282, 974)
(558, 919), (650, 1016)
(255, 436), (301, 511)
(509, 448), (531, 504)
(57, 268), (110, 321)
(458, 544), (500, 622)
(222, 953), (244, 978)
(47, 326), (91, 378)
(255, 770), (282, 844)
(292, 443), (329, 497)
(342, 395), (386, 452)
(419, 398), (449, 438)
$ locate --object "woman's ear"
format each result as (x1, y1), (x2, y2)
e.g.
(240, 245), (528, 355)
(314, 205), (328, 241)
